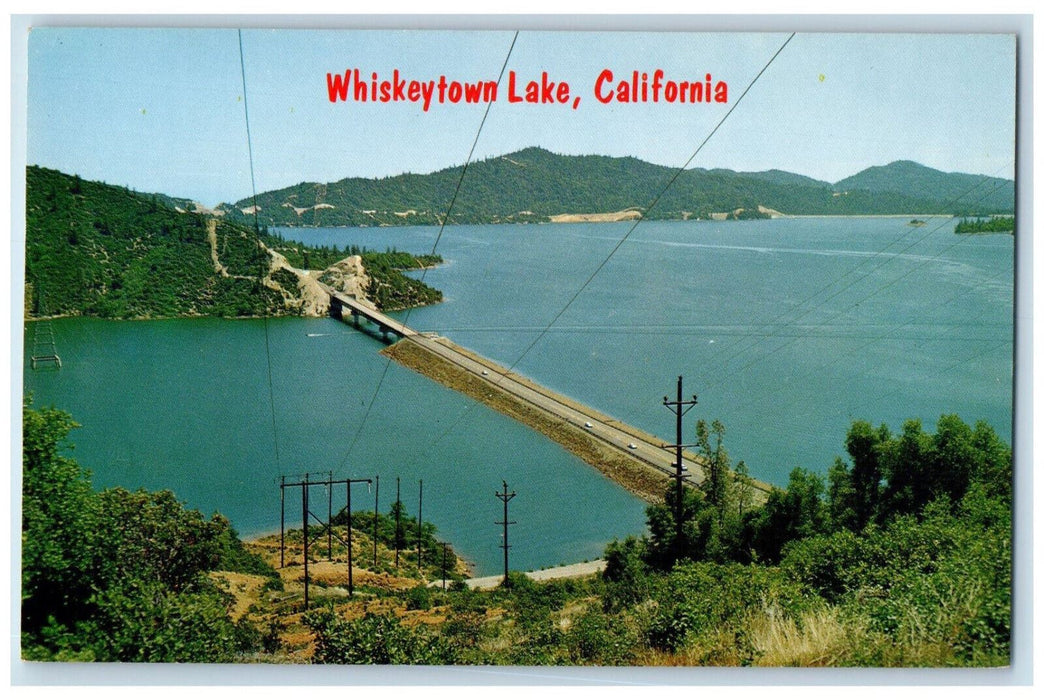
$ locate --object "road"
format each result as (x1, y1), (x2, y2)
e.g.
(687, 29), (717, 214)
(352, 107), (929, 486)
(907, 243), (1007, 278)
(324, 286), (418, 338)
(405, 333), (710, 486)
(324, 285), (773, 499)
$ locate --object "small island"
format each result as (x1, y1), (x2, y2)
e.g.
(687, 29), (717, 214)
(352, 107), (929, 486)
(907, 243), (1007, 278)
(954, 216), (1015, 235)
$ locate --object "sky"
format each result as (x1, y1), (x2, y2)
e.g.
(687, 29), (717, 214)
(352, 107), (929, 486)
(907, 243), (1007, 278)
(24, 27), (1016, 207)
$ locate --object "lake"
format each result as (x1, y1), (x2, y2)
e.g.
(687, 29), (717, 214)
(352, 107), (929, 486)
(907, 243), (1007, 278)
(23, 217), (1014, 575)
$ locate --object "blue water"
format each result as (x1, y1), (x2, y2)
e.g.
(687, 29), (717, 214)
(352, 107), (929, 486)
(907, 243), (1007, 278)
(23, 218), (1014, 574)
(283, 218), (1014, 473)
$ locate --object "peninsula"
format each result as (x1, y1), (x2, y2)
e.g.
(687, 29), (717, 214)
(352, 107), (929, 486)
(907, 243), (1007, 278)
(24, 166), (441, 321)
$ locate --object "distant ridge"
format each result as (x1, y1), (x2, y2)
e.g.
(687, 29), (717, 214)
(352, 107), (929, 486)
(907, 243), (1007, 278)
(708, 168), (831, 190)
(834, 160), (1015, 212)
(210, 148), (1012, 228)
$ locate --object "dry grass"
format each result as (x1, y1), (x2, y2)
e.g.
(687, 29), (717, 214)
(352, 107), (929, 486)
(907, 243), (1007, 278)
(747, 606), (856, 666)
(208, 571), (269, 621)
(632, 605), (966, 668)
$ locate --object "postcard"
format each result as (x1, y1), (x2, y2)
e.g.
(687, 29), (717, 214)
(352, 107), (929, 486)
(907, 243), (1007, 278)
(15, 20), (1021, 678)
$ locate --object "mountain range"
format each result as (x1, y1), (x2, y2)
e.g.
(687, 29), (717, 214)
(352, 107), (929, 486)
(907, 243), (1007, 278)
(211, 147), (1014, 228)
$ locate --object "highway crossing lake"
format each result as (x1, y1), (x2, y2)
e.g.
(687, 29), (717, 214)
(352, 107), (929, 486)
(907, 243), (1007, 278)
(24, 218), (1015, 575)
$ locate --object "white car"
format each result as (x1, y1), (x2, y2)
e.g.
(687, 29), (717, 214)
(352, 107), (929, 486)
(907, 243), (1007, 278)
(584, 422), (593, 429)
(628, 443), (638, 450)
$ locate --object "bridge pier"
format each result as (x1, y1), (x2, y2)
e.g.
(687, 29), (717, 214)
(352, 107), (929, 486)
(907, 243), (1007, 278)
(328, 296), (344, 321)
(324, 287), (413, 343)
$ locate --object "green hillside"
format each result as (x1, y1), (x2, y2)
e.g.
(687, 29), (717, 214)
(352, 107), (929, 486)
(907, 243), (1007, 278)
(835, 161), (1014, 215)
(218, 148), (1013, 228)
(25, 166), (441, 319)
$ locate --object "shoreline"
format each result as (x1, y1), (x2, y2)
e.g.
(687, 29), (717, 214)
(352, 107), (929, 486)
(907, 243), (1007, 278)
(783, 213), (956, 219)
(265, 213), (976, 231)
(22, 311), (316, 323)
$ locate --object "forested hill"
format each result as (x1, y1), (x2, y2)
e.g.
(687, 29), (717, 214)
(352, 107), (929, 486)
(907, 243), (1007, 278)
(218, 147), (1014, 228)
(24, 166), (441, 319)
(834, 160), (1015, 213)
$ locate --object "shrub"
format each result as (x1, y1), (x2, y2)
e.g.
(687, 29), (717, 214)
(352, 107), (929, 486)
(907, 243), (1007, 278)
(21, 401), (268, 662)
(602, 536), (652, 612)
(304, 608), (457, 664)
(564, 608), (639, 665)
(646, 562), (810, 654)
(405, 584), (433, 611)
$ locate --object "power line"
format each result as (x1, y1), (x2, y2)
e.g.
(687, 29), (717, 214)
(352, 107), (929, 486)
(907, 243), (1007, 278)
(419, 176), (1010, 471)
(861, 339), (1012, 411)
(714, 265), (1014, 420)
(501, 33), (797, 377)
(396, 322), (1008, 341)
(699, 171), (1015, 393)
(338, 31), (519, 468)
(237, 29), (280, 467)
(700, 179), (1015, 396)
(418, 32), (796, 454)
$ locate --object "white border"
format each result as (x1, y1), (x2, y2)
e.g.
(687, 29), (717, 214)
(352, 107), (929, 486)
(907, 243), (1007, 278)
(4, 10), (1036, 690)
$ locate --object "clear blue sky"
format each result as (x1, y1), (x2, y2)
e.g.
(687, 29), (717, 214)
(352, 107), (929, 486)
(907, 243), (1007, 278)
(26, 28), (1016, 206)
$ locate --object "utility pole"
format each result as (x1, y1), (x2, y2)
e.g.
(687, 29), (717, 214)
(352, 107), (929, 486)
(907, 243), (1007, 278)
(280, 472), (375, 608)
(442, 542), (449, 591)
(662, 375), (698, 562)
(345, 476), (372, 597)
(279, 475), (285, 568)
(394, 477), (401, 568)
(327, 470), (333, 559)
(495, 481), (517, 587)
(302, 472), (310, 610)
(373, 474), (379, 568)
(417, 479), (424, 572)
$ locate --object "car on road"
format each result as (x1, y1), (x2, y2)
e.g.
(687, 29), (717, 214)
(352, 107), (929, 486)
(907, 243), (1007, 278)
(584, 422), (593, 429)
(628, 443), (638, 449)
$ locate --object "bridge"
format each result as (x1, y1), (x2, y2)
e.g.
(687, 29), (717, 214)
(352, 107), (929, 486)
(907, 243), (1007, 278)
(323, 286), (772, 499)
(323, 284), (417, 341)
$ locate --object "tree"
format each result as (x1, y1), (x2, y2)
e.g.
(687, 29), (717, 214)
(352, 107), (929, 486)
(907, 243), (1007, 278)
(21, 401), (95, 637)
(644, 484), (707, 570)
(970, 420), (1012, 500)
(733, 460), (754, 522)
(72, 578), (243, 663)
(843, 420), (890, 529)
(602, 536), (651, 611)
(746, 467), (826, 563)
(21, 401), (263, 661)
(829, 415), (1011, 528)
(880, 419), (933, 520)
(696, 419), (731, 518)
(827, 456), (858, 532)
(89, 488), (225, 593)
(931, 414), (977, 504)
